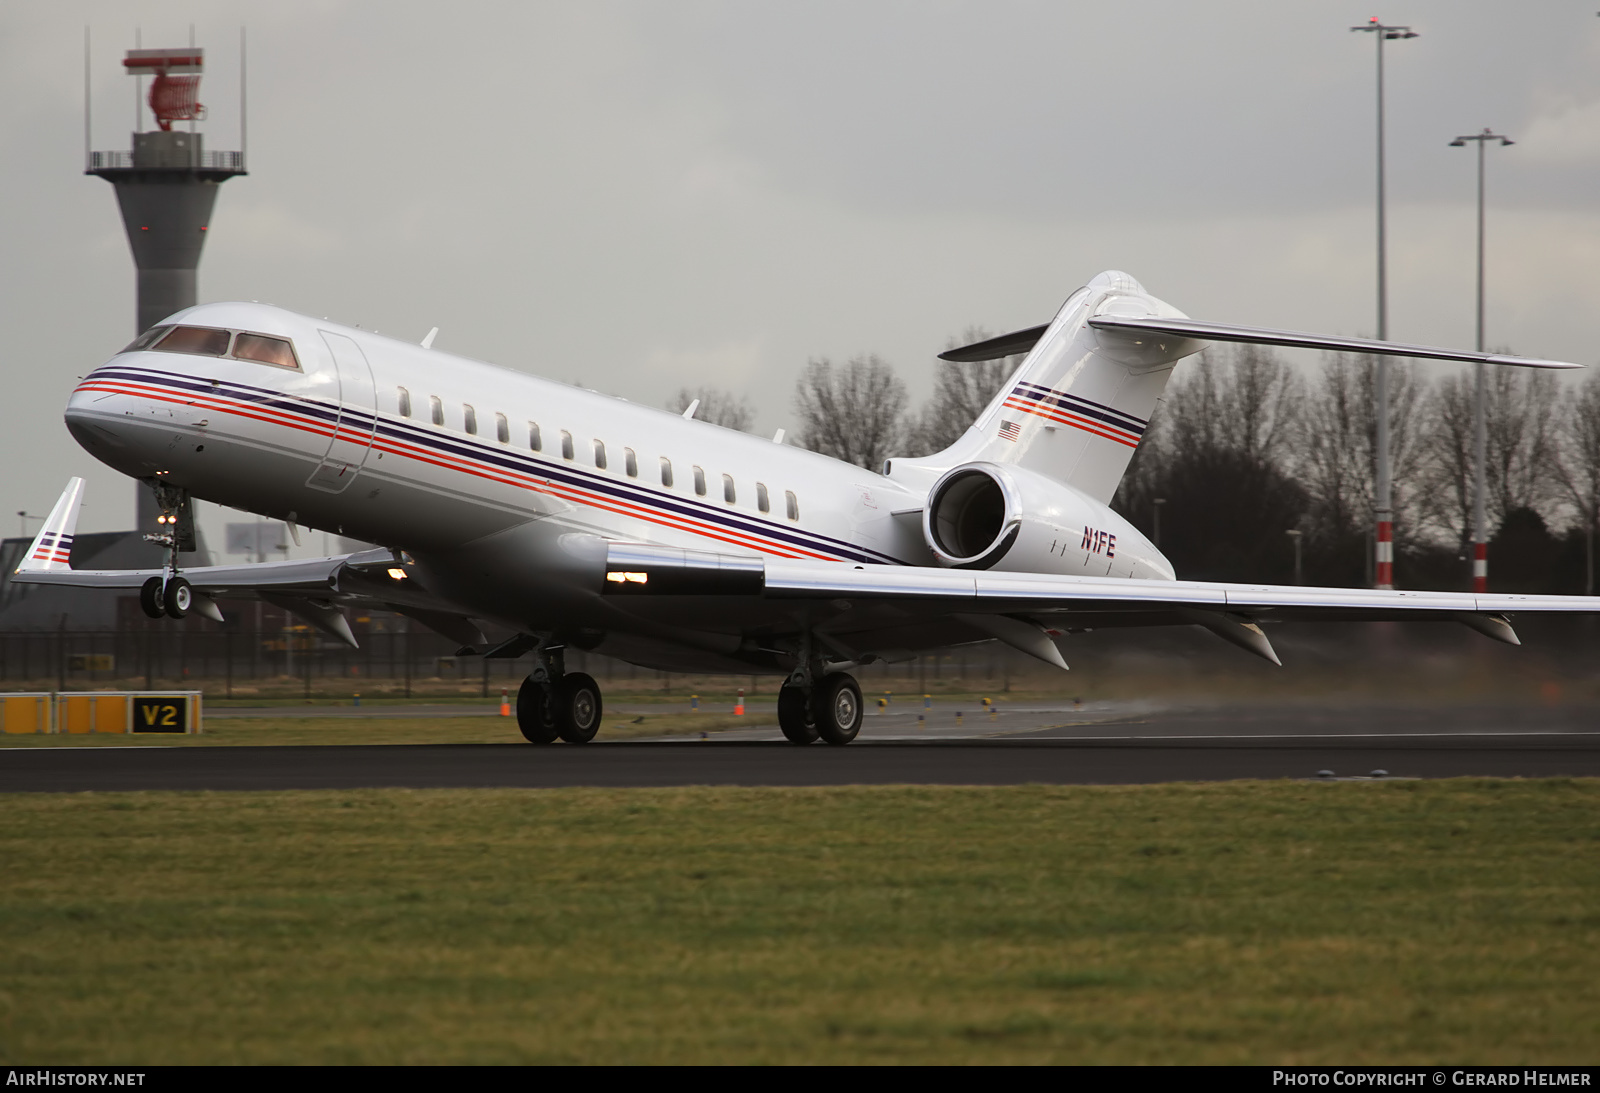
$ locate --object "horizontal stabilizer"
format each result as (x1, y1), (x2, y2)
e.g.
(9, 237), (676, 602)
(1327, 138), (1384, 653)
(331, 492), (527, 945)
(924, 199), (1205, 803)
(937, 317), (1582, 371)
(1088, 316), (1582, 370)
(937, 325), (1049, 363)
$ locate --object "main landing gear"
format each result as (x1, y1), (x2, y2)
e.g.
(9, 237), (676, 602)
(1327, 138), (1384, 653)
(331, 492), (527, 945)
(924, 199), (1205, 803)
(778, 672), (862, 746)
(138, 575), (195, 619)
(516, 645), (603, 744)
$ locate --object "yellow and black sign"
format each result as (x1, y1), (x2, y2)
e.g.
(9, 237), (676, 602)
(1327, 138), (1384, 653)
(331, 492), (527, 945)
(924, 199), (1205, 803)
(132, 695), (189, 733)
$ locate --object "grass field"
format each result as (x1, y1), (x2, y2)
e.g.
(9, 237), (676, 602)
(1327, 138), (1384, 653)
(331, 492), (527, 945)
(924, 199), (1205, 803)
(2, 780), (1597, 1063)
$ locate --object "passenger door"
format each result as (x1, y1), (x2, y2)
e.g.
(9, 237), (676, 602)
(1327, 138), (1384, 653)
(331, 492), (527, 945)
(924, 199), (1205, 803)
(305, 331), (378, 493)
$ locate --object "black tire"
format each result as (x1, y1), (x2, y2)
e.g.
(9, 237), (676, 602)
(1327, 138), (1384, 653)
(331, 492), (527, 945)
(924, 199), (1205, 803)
(516, 675), (559, 744)
(814, 673), (862, 745)
(139, 576), (166, 620)
(777, 682), (819, 745)
(163, 576), (191, 619)
(554, 672), (603, 744)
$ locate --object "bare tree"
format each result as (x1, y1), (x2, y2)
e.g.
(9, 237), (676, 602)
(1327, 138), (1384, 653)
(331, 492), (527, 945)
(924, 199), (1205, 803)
(1417, 372), (1476, 551)
(906, 326), (1021, 455)
(1294, 352), (1431, 550)
(1484, 365), (1560, 523)
(669, 386), (754, 432)
(792, 354), (907, 470)
(1554, 371), (1600, 593)
(1165, 345), (1300, 465)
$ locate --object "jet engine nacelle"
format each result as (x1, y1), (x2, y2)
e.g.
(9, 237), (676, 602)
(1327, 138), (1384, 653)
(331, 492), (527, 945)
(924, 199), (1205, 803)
(920, 461), (1174, 580)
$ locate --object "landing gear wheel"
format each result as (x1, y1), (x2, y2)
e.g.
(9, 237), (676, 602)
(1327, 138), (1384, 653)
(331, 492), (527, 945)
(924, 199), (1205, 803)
(554, 672), (603, 744)
(163, 577), (192, 620)
(516, 675), (559, 744)
(139, 576), (166, 620)
(777, 682), (819, 745)
(814, 673), (862, 745)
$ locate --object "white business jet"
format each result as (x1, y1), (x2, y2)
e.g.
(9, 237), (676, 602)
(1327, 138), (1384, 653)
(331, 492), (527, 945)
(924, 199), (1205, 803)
(14, 270), (1589, 745)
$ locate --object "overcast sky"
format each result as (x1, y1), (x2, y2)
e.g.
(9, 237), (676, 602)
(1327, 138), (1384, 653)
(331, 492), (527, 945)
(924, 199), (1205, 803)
(4, 1), (1600, 544)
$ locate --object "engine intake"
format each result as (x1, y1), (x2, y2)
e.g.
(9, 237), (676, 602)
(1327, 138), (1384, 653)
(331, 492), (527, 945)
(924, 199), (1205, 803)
(923, 463), (1021, 569)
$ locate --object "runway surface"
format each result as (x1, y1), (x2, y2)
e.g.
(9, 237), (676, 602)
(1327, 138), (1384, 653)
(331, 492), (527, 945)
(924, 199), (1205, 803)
(5, 700), (1599, 792)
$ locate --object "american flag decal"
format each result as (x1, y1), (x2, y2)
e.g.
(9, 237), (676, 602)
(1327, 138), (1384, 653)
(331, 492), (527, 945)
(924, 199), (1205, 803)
(998, 420), (1021, 442)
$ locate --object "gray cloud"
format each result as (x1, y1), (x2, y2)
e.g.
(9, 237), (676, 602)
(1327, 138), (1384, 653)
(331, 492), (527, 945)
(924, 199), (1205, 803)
(3, 1), (1598, 542)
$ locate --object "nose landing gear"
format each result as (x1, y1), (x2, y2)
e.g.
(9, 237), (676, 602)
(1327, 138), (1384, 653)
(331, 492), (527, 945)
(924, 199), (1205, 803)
(517, 644), (604, 744)
(138, 480), (200, 622)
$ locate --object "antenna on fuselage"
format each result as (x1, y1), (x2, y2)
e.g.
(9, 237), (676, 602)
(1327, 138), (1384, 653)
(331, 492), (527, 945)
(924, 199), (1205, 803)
(421, 327), (438, 349)
(772, 428), (785, 444)
(682, 399), (700, 420)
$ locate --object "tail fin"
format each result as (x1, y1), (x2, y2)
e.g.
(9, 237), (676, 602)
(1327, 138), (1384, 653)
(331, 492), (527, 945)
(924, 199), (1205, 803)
(16, 478), (85, 573)
(916, 270), (1586, 506)
(917, 271), (1203, 504)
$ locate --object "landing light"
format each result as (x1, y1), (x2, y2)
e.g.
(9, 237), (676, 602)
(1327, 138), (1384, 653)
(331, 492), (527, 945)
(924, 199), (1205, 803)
(387, 567), (407, 580)
(606, 571), (648, 584)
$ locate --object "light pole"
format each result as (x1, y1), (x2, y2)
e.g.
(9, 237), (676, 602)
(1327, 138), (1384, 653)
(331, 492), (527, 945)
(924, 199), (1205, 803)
(1449, 128), (1513, 593)
(1351, 16), (1418, 590)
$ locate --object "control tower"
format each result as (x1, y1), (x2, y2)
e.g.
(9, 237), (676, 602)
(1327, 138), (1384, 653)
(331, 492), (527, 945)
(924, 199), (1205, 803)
(87, 46), (245, 335)
(88, 45), (242, 547)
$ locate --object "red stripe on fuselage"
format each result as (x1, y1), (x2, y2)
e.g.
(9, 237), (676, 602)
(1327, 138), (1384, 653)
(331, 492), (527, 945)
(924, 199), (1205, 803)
(77, 378), (843, 562)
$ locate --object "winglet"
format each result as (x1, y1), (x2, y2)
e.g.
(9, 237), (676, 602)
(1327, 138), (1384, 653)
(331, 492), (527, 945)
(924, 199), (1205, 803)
(16, 478), (85, 574)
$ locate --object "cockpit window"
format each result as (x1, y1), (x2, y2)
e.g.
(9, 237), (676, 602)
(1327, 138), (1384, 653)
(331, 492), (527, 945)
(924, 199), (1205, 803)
(153, 325), (232, 357)
(232, 332), (300, 370)
(122, 326), (171, 353)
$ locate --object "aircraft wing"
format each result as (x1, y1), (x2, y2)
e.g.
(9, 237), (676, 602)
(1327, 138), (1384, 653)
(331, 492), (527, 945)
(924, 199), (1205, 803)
(604, 544), (1590, 668)
(10, 478), (477, 647)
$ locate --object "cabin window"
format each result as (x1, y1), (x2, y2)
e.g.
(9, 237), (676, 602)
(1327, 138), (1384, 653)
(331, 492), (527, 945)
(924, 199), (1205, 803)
(529, 422), (542, 451)
(561, 431), (574, 459)
(429, 396), (444, 426)
(693, 466), (706, 496)
(122, 325), (172, 353)
(397, 387), (412, 418)
(722, 474), (736, 504)
(463, 404), (478, 435)
(593, 439), (607, 469)
(786, 490), (799, 521)
(659, 457), (673, 487)
(233, 332), (300, 370)
(495, 412), (509, 443)
(154, 325), (231, 357)
(624, 448), (637, 477)
(756, 482), (770, 513)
